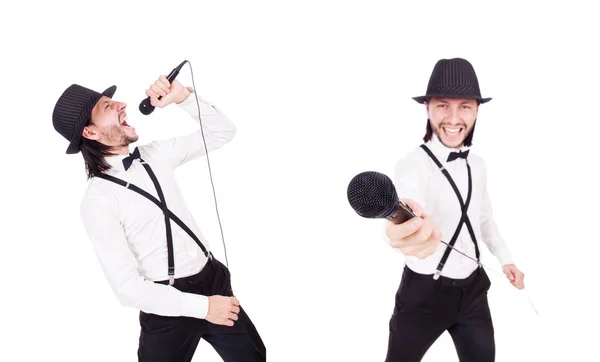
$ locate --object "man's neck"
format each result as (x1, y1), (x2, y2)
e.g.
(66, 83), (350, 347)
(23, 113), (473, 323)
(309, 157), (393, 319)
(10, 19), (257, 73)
(112, 146), (130, 156)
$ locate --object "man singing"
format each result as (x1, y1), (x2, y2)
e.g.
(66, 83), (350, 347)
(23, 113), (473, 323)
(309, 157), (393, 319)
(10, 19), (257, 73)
(384, 58), (525, 361)
(52, 73), (266, 361)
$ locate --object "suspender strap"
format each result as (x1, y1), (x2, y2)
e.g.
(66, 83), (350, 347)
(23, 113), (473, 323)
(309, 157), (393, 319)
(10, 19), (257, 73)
(419, 145), (481, 278)
(140, 160), (176, 283)
(96, 161), (211, 285)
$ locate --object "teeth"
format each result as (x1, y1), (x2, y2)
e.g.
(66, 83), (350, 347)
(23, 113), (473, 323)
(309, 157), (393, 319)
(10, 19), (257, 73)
(444, 127), (460, 135)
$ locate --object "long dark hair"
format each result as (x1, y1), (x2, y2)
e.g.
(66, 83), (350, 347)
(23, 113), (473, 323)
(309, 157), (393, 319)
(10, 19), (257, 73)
(80, 138), (115, 179)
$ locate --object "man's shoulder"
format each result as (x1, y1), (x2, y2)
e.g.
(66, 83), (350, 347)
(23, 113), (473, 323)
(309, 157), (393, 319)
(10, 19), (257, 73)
(136, 141), (163, 157)
(80, 177), (118, 211)
(135, 140), (172, 164)
(394, 145), (435, 170)
(466, 151), (487, 169)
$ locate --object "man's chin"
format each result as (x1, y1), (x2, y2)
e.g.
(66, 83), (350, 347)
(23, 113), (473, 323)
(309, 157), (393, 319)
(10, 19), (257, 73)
(440, 138), (464, 149)
(436, 131), (466, 149)
(126, 135), (139, 144)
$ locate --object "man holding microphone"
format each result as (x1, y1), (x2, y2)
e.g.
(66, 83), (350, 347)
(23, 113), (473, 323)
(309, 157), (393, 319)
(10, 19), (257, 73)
(52, 71), (265, 361)
(384, 58), (525, 362)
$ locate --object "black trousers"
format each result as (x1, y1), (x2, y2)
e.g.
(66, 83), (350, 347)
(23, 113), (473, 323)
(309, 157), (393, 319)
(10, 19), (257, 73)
(385, 266), (494, 362)
(137, 258), (266, 362)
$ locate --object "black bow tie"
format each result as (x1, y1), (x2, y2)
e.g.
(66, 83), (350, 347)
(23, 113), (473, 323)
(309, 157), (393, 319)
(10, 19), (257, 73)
(122, 147), (141, 170)
(447, 149), (469, 162)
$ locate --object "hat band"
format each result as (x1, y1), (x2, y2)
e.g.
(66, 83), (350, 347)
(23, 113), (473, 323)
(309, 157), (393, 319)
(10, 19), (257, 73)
(425, 84), (482, 98)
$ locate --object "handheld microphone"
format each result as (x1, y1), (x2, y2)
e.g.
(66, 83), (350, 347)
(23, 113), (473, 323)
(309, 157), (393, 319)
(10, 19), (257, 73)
(347, 170), (484, 273)
(347, 171), (419, 225)
(139, 60), (188, 115)
(347, 172), (540, 314)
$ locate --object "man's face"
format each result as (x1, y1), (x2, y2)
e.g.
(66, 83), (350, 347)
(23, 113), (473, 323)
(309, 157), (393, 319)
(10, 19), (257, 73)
(83, 96), (138, 148)
(425, 97), (478, 149)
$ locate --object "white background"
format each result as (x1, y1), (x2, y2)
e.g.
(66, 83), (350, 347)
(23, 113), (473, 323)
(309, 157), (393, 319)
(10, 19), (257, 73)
(2, 1), (599, 361)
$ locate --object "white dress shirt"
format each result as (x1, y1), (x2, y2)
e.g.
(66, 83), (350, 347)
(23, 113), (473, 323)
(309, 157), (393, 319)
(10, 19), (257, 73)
(80, 92), (236, 319)
(388, 134), (513, 279)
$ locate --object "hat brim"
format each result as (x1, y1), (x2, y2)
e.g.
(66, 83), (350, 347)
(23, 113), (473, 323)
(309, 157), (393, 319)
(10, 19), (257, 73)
(66, 85), (117, 154)
(412, 95), (492, 104)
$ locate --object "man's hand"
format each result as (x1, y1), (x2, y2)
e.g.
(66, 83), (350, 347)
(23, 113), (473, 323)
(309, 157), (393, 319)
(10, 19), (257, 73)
(205, 295), (240, 327)
(385, 199), (441, 259)
(145, 76), (192, 109)
(503, 264), (525, 290)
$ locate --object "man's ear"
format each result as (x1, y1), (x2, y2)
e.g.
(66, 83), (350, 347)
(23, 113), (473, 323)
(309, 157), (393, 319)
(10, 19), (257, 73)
(82, 125), (100, 141)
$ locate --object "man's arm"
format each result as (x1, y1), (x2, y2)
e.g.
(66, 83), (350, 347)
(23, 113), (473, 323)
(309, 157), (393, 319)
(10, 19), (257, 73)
(146, 78), (237, 170)
(479, 161), (526, 289)
(479, 160), (514, 266)
(80, 193), (240, 325)
(80, 193), (209, 318)
(382, 158), (441, 258)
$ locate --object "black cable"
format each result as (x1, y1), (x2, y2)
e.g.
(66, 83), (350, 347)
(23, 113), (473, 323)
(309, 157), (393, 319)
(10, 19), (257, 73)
(184, 61), (266, 357)
(186, 60), (230, 268)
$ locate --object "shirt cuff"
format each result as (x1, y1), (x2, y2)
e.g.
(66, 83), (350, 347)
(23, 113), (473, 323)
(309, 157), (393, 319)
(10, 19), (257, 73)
(180, 293), (209, 319)
(177, 89), (212, 109)
(494, 247), (514, 266)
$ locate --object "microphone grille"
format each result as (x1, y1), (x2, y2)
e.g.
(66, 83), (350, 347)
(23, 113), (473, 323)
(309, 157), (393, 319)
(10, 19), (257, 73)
(139, 98), (155, 115)
(347, 171), (398, 219)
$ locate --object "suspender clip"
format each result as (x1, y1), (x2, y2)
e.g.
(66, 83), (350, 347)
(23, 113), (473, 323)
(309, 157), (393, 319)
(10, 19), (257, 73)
(168, 267), (175, 286)
(433, 270), (441, 280)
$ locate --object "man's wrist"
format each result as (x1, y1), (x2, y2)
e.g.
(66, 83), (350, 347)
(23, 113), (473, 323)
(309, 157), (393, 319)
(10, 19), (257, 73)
(180, 293), (209, 319)
(176, 87), (194, 104)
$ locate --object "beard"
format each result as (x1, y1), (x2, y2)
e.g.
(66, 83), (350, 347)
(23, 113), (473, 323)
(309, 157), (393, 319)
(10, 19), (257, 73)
(101, 124), (138, 148)
(432, 121), (473, 149)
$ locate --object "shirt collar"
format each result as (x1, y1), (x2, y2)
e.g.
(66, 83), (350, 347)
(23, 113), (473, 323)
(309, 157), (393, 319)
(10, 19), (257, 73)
(104, 145), (136, 172)
(425, 134), (470, 164)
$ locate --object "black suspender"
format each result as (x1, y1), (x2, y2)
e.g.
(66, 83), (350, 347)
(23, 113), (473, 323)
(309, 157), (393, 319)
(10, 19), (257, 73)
(95, 157), (211, 286)
(419, 144), (481, 280)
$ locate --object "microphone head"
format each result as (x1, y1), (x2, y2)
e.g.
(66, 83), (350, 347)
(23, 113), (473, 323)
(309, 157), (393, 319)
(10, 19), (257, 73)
(347, 171), (399, 219)
(139, 98), (155, 115)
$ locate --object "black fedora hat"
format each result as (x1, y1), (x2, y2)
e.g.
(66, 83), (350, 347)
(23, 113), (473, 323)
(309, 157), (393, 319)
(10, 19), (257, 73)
(52, 84), (117, 154)
(412, 58), (491, 104)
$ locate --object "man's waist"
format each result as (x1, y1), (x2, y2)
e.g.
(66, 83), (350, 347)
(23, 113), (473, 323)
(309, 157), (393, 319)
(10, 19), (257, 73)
(405, 257), (479, 279)
(140, 251), (212, 282)
(154, 252), (216, 289)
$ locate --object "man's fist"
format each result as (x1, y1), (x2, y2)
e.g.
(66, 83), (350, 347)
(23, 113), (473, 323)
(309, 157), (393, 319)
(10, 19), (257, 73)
(386, 199), (441, 259)
(144, 76), (192, 108)
(503, 264), (525, 290)
(206, 295), (240, 327)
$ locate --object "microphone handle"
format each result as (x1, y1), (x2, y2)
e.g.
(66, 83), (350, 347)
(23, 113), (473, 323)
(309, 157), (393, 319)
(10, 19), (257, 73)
(387, 199), (420, 225)
(139, 60), (188, 115)
(390, 197), (468, 261)
(158, 60), (187, 100)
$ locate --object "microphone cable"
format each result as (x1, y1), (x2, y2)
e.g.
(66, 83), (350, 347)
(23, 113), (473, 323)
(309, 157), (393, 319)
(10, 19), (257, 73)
(184, 60), (230, 268)
(184, 60), (266, 357)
